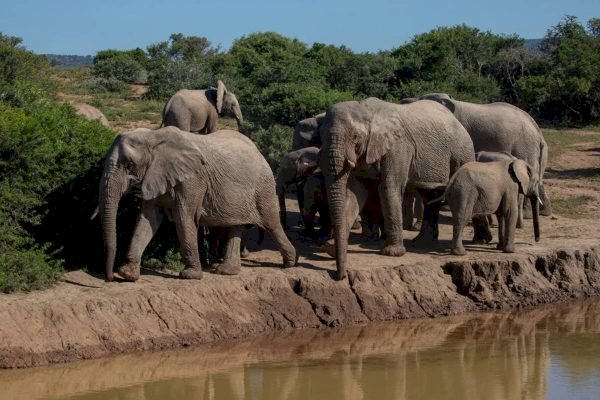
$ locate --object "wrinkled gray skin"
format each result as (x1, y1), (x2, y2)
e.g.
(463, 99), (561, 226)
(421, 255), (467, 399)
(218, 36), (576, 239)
(73, 103), (110, 128)
(161, 81), (243, 133)
(275, 147), (320, 228)
(410, 93), (551, 224)
(99, 127), (295, 282)
(292, 113), (326, 150)
(476, 151), (521, 229)
(320, 97), (475, 280)
(431, 160), (540, 255)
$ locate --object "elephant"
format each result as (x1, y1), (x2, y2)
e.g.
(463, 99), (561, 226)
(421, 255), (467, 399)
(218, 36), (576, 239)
(320, 97), (475, 279)
(430, 159), (541, 255)
(99, 127), (296, 282)
(275, 147), (320, 228)
(161, 80), (243, 133)
(73, 103), (110, 128)
(300, 173), (331, 239)
(292, 113), (325, 150)
(409, 93), (551, 225)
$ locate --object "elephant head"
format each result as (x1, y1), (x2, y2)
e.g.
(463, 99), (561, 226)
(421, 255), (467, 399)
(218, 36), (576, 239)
(216, 80), (243, 129)
(509, 160), (541, 241)
(99, 127), (205, 281)
(276, 147), (320, 227)
(292, 113), (326, 150)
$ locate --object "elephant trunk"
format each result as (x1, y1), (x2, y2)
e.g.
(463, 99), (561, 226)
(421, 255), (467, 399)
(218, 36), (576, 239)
(234, 107), (244, 130)
(99, 169), (125, 281)
(530, 195), (540, 242)
(325, 140), (350, 280)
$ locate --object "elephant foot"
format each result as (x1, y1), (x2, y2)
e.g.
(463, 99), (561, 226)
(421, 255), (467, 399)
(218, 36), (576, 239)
(323, 239), (336, 258)
(381, 244), (406, 257)
(180, 267), (204, 280)
(451, 247), (466, 256)
(335, 270), (347, 281)
(472, 227), (493, 244)
(214, 263), (241, 276)
(502, 245), (515, 253)
(283, 252), (298, 269)
(516, 219), (524, 229)
(407, 222), (422, 232)
(117, 263), (140, 282)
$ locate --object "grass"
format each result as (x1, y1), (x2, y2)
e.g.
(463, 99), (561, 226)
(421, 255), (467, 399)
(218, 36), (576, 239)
(53, 67), (162, 130)
(543, 128), (600, 159)
(552, 195), (594, 219)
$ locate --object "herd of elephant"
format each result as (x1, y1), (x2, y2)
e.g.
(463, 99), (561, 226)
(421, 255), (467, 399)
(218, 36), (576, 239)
(97, 81), (551, 282)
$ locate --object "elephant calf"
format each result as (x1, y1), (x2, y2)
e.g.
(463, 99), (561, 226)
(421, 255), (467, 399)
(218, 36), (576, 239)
(432, 159), (541, 256)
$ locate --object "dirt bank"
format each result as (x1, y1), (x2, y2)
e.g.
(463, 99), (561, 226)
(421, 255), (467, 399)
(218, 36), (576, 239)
(1, 206), (599, 368)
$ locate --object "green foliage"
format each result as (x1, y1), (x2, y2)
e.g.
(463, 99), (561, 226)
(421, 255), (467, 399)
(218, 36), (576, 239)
(245, 123), (293, 173)
(93, 49), (148, 84)
(0, 102), (114, 292)
(145, 60), (214, 100)
(0, 33), (57, 108)
(517, 16), (600, 125)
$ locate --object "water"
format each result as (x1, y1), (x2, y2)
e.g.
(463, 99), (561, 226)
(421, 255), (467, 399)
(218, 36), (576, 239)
(1, 300), (600, 400)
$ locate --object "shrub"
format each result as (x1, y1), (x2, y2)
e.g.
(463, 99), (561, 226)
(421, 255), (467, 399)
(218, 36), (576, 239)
(245, 123), (293, 173)
(0, 103), (115, 292)
(93, 49), (148, 84)
(145, 60), (214, 100)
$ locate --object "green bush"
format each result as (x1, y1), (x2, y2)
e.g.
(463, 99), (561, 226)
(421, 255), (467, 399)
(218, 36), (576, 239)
(244, 123), (293, 173)
(0, 103), (115, 292)
(93, 49), (148, 84)
(145, 59), (214, 100)
(83, 76), (131, 94)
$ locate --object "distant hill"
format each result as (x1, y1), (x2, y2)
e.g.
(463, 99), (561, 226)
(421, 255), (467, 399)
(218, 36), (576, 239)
(45, 54), (94, 67)
(523, 39), (543, 53)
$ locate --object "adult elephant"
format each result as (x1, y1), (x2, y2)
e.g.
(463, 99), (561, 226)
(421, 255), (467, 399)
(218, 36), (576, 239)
(292, 113), (325, 150)
(275, 147), (320, 228)
(99, 127), (295, 282)
(414, 93), (551, 223)
(321, 98), (474, 280)
(161, 80), (243, 133)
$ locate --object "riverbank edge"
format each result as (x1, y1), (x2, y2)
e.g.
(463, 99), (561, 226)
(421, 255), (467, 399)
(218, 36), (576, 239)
(1, 245), (599, 368)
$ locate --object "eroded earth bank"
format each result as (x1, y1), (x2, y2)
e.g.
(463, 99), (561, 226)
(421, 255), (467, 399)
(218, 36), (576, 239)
(1, 207), (600, 369)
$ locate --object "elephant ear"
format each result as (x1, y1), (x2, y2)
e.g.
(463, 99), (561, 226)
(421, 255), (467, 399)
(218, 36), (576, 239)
(509, 160), (530, 195)
(365, 112), (395, 165)
(216, 80), (226, 114)
(437, 98), (456, 113)
(141, 131), (206, 200)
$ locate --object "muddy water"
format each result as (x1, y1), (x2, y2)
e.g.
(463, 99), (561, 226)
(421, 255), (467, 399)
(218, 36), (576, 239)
(2, 300), (600, 400)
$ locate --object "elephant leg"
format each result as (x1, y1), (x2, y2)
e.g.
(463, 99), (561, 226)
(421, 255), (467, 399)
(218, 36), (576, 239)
(413, 192), (424, 231)
(214, 227), (243, 275)
(516, 194), (524, 229)
(539, 184), (552, 216)
(402, 190), (415, 230)
(240, 236), (250, 258)
(379, 175), (406, 257)
(472, 216), (493, 244)
(119, 204), (163, 281)
(198, 227), (210, 271)
(412, 189), (443, 246)
(451, 220), (468, 256)
(501, 200), (519, 253)
(296, 180), (306, 225)
(496, 210), (505, 250)
(172, 207), (203, 280)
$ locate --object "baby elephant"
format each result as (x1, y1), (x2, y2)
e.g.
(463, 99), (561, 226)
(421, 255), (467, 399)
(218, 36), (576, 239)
(432, 159), (541, 256)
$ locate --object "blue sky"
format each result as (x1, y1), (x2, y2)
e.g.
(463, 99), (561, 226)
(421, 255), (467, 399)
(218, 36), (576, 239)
(0, 0), (597, 55)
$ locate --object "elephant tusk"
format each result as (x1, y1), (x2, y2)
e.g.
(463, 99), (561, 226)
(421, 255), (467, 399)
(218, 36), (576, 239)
(90, 205), (100, 220)
(537, 197), (544, 206)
